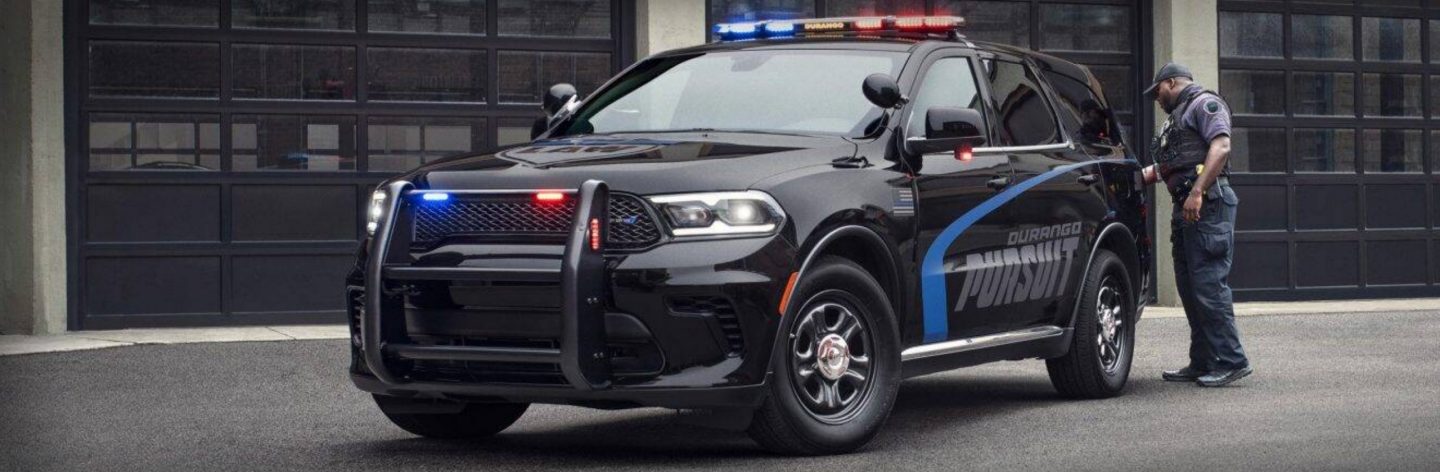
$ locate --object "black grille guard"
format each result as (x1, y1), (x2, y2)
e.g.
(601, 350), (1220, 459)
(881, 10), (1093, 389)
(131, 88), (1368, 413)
(363, 180), (614, 390)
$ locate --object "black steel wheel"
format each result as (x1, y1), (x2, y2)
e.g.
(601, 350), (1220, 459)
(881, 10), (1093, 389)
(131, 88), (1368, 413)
(1046, 248), (1135, 399)
(749, 256), (900, 455)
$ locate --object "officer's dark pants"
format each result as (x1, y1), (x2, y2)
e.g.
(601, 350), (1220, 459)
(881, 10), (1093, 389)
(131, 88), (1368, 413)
(1171, 184), (1250, 371)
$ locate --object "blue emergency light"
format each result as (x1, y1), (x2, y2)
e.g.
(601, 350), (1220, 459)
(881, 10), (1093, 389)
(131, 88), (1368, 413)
(421, 193), (450, 202)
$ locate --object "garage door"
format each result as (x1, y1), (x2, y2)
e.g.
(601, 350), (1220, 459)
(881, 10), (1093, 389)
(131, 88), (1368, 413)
(69, 0), (635, 328)
(1219, 1), (1440, 300)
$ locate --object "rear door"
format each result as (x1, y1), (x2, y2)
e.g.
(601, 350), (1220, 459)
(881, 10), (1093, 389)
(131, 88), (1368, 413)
(981, 57), (1109, 330)
(908, 50), (1020, 343)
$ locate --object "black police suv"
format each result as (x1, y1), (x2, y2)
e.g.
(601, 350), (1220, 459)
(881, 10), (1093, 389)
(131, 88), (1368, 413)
(348, 15), (1150, 455)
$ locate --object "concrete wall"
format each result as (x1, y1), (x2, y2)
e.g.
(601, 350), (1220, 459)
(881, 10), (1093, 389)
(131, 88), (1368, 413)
(636, 0), (707, 58)
(0, 0), (67, 334)
(1150, 0), (1219, 307)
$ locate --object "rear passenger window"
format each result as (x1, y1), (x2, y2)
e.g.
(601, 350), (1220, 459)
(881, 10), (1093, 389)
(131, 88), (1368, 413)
(983, 60), (1060, 146)
(1043, 69), (1121, 147)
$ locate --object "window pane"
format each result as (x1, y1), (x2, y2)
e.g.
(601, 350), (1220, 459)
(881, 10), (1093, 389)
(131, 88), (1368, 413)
(90, 0), (218, 27)
(1220, 70), (1284, 115)
(934, 1), (1030, 48)
(1362, 73), (1422, 117)
(233, 45), (355, 100)
(825, 0), (926, 16)
(906, 58), (983, 139)
(711, 0), (813, 23)
(497, 51), (611, 104)
(1294, 72), (1355, 116)
(1229, 128), (1286, 173)
(1040, 4), (1130, 52)
(367, 48), (486, 102)
(498, 0), (609, 38)
(1220, 12), (1283, 58)
(1088, 66), (1133, 113)
(233, 0), (355, 30)
(1294, 128), (1356, 172)
(232, 115), (356, 171)
(1292, 15), (1353, 60)
(1431, 20), (1440, 63)
(88, 41), (219, 99)
(1363, 129), (1423, 172)
(498, 121), (536, 146)
(368, 0), (486, 34)
(1362, 17), (1421, 62)
(985, 61), (1060, 146)
(367, 117), (486, 172)
(88, 114), (220, 171)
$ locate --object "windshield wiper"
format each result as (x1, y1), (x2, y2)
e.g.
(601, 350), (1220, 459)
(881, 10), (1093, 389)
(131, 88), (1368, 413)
(608, 128), (832, 138)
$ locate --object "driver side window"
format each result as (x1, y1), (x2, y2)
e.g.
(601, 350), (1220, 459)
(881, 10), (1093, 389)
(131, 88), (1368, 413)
(906, 57), (985, 141)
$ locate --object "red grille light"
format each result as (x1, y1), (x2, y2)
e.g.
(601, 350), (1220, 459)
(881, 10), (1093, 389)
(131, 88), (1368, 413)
(588, 217), (602, 251)
(535, 191), (566, 203)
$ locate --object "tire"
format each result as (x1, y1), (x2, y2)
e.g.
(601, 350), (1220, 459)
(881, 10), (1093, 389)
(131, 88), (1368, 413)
(373, 394), (528, 439)
(1046, 248), (1135, 399)
(747, 256), (901, 455)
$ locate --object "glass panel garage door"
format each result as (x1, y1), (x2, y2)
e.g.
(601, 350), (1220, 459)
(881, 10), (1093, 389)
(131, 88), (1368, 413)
(1220, 0), (1440, 300)
(69, 0), (634, 328)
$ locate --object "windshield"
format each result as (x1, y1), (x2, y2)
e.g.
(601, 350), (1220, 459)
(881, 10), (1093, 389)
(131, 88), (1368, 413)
(562, 49), (908, 137)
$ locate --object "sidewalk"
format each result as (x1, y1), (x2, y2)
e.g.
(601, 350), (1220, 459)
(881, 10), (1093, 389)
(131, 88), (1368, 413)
(4, 298), (1440, 357)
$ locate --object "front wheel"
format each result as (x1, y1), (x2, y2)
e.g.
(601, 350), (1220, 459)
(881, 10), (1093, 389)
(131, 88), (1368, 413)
(374, 394), (528, 439)
(1045, 248), (1136, 399)
(747, 257), (901, 455)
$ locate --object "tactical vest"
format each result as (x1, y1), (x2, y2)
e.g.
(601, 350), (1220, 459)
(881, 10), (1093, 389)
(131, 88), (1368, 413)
(1150, 89), (1227, 189)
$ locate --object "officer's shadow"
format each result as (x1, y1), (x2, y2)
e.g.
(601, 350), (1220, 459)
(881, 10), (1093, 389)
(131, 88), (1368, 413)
(338, 372), (1132, 464)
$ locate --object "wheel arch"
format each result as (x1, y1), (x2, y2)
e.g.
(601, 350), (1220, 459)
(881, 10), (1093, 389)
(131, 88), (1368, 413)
(791, 224), (904, 321)
(1069, 222), (1142, 328)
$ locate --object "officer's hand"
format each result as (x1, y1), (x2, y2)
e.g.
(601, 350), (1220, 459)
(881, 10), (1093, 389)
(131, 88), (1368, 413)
(1183, 192), (1204, 222)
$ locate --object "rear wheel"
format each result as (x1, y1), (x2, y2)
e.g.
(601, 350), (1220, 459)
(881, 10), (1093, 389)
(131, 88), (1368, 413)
(373, 394), (528, 439)
(747, 257), (900, 455)
(1046, 249), (1135, 399)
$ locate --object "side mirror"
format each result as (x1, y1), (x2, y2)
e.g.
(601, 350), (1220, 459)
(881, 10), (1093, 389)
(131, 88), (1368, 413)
(907, 107), (988, 155)
(862, 73), (904, 109)
(542, 83), (578, 117)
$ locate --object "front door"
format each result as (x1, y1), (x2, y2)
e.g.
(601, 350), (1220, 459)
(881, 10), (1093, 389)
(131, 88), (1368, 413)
(908, 53), (1018, 343)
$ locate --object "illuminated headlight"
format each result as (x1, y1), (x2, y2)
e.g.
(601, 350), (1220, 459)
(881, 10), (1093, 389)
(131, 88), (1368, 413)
(648, 191), (785, 237)
(365, 190), (387, 236)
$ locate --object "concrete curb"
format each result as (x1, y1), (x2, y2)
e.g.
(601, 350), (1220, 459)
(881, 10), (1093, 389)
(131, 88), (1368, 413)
(0, 325), (348, 357)
(5, 298), (1440, 357)
(1142, 297), (1440, 319)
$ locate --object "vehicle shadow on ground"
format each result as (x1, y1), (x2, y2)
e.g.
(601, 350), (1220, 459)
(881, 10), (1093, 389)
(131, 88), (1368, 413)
(336, 373), (1166, 465)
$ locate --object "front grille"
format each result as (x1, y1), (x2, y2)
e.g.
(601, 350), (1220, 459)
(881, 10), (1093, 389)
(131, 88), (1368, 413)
(410, 193), (663, 250)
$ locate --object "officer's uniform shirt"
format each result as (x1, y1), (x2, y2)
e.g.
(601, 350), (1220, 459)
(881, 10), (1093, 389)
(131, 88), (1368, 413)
(1177, 85), (1232, 146)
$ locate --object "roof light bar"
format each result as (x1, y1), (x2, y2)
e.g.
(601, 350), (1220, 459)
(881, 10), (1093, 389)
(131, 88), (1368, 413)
(714, 16), (967, 42)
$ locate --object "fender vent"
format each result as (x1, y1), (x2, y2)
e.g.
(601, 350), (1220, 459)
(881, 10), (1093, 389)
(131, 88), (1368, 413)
(669, 296), (744, 355)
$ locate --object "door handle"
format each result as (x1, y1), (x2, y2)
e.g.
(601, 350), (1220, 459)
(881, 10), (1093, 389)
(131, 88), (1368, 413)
(986, 176), (1011, 190)
(1077, 174), (1100, 186)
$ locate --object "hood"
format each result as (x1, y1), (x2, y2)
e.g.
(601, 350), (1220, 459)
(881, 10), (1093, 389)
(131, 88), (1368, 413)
(401, 132), (858, 195)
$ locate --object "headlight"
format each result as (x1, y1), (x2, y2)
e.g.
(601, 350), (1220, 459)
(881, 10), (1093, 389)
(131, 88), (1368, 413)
(365, 190), (386, 235)
(648, 191), (785, 237)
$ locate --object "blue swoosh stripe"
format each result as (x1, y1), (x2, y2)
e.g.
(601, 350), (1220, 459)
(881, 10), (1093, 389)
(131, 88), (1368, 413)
(920, 160), (1103, 343)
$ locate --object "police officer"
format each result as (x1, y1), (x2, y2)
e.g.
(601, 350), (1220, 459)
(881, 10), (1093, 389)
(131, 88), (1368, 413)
(1141, 63), (1253, 387)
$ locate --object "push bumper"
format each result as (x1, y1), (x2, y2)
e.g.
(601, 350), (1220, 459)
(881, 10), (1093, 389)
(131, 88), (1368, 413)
(356, 179), (777, 409)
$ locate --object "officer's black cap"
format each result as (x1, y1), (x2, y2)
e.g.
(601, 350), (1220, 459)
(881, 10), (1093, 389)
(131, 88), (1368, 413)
(1143, 62), (1193, 98)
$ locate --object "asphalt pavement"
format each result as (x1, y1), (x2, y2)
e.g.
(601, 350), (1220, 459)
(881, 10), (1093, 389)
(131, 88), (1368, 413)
(3, 311), (1439, 471)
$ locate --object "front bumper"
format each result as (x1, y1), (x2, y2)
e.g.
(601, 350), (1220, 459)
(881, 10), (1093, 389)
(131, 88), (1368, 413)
(351, 180), (794, 409)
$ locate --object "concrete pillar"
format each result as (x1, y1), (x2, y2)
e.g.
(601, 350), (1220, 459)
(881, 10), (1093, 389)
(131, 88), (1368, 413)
(0, 0), (67, 334)
(1150, 0), (1219, 307)
(636, 0), (707, 58)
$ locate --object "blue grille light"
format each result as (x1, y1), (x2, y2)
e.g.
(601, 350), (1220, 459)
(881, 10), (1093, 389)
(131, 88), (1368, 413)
(421, 193), (450, 202)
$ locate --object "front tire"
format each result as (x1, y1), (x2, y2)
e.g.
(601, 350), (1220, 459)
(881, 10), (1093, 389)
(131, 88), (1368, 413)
(374, 394), (528, 439)
(1046, 248), (1135, 399)
(747, 257), (901, 455)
